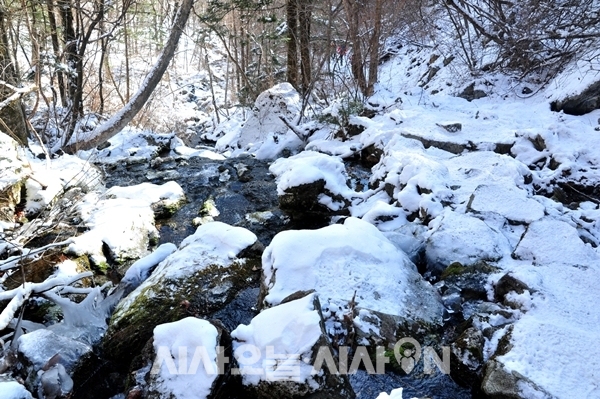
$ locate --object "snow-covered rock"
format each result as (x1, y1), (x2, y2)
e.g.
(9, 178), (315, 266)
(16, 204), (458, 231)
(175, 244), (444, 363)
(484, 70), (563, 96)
(104, 222), (260, 366)
(216, 83), (304, 159)
(231, 293), (354, 398)
(260, 217), (443, 327)
(425, 210), (510, 274)
(67, 181), (184, 265)
(146, 317), (220, 399)
(269, 151), (355, 218)
(512, 218), (597, 266)
(467, 184), (545, 223)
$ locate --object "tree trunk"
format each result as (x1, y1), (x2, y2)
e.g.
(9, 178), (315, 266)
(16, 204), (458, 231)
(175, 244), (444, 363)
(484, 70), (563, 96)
(342, 0), (367, 96)
(286, 0), (299, 88)
(45, 0), (67, 107)
(298, 0), (312, 93)
(366, 0), (382, 96)
(63, 0), (195, 153)
(0, 6), (28, 146)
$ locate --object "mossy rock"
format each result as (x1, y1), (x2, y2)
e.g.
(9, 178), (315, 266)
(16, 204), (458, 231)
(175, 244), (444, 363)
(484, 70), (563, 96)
(103, 258), (261, 367)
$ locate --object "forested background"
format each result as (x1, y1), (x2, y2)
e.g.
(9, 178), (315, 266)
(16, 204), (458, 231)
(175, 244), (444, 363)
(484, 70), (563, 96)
(1, 0), (598, 151)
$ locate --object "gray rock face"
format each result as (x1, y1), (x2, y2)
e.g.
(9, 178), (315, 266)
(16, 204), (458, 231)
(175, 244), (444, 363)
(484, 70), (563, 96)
(551, 79), (600, 115)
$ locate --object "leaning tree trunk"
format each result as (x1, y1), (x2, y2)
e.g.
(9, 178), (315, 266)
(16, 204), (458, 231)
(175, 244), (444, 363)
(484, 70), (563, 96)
(0, 6), (28, 146)
(63, 0), (195, 153)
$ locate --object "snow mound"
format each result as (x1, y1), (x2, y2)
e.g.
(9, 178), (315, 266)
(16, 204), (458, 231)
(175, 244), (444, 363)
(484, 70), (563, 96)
(493, 262), (600, 398)
(149, 317), (219, 399)
(261, 217), (443, 325)
(105, 181), (185, 206)
(231, 293), (322, 386)
(216, 83), (304, 159)
(25, 155), (102, 215)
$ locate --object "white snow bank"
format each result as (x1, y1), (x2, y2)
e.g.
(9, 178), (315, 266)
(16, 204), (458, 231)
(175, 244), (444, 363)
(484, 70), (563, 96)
(105, 181), (185, 206)
(68, 181), (183, 264)
(150, 317), (219, 399)
(262, 217), (442, 324)
(231, 293), (322, 385)
(77, 128), (172, 163)
(25, 154), (102, 215)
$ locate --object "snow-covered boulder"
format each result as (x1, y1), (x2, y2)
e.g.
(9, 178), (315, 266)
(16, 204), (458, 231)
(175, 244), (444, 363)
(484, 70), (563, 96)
(103, 222), (261, 367)
(512, 218), (597, 266)
(260, 217), (444, 345)
(425, 210), (510, 275)
(216, 83), (304, 159)
(269, 151), (355, 220)
(231, 293), (354, 398)
(67, 181), (184, 266)
(145, 317), (222, 399)
(467, 184), (545, 224)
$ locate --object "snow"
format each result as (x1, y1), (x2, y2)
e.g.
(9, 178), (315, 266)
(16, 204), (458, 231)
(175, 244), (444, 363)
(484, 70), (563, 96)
(105, 181), (185, 206)
(114, 222), (257, 318)
(467, 184), (545, 223)
(231, 293), (322, 386)
(269, 151), (355, 210)
(120, 243), (178, 290)
(261, 217), (443, 324)
(376, 387), (417, 399)
(67, 181), (184, 263)
(215, 82), (304, 159)
(494, 261), (600, 398)
(425, 209), (510, 272)
(512, 218), (597, 267)
(150, 317), (219, 399)
(0, 381), (33, 399)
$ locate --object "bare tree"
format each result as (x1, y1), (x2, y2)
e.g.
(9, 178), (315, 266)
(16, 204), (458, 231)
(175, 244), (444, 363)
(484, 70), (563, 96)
(63, 0), (195, 152)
